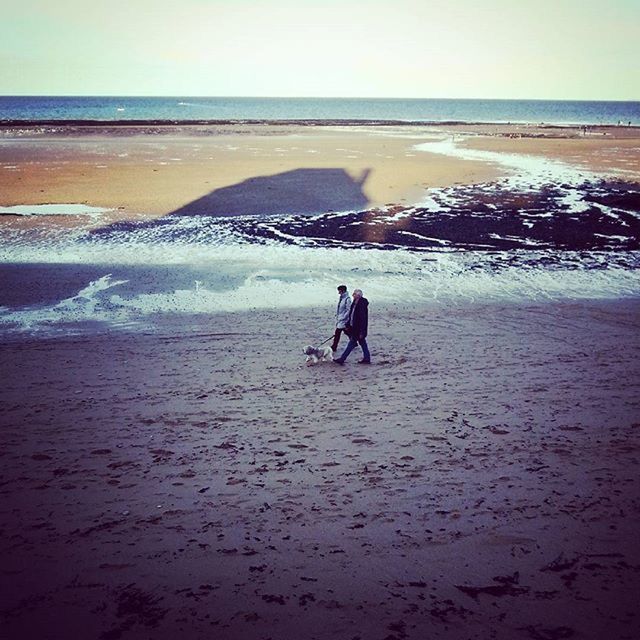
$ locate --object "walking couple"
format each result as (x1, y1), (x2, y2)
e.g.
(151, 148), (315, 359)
(332, 285), (371, 365)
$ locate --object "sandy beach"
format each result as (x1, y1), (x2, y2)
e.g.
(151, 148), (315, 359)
(1, 123), (639, 227)
(3, 0), (640, 632)
(1, 300), (639, 639)
(0, 124), (494, 219)
(1, 119), (639, 639)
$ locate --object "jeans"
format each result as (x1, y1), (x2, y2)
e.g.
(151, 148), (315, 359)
(339, 336), (370, 362)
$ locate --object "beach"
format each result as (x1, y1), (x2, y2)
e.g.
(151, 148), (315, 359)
(1, 300), (639, 639)
(0, 124), (496, 220)
(1, 123), (639, 225)
(1, 120), (640, 639)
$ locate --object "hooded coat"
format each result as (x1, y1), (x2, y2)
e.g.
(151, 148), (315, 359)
(348, 297), (369, 338)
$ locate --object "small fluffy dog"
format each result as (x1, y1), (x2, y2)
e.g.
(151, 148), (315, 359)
(303, 344), (333, 365)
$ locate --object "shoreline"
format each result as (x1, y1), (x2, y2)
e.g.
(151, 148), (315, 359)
(2, 119), (639, 134)
(1, 259), (638, 340)
(3, 294), (640, 340)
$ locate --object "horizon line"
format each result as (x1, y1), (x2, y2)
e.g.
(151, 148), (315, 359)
(1, 94), (639, 103)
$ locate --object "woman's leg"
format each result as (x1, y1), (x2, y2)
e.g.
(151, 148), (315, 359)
(331, 328), (342, 352)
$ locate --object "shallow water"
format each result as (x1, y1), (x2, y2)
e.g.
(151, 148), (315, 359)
(1, 136), (638, 337)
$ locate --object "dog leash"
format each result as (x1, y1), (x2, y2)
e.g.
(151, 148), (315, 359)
(317, 335), (334, 347)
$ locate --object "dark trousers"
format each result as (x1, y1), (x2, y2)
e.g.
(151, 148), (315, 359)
(331, 327), (349, 352)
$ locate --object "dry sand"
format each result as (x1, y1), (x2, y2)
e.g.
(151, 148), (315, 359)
(1, 301), (639, 639)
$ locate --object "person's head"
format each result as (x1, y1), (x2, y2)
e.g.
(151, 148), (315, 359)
(353, 289), (363, 300)
(337, 285), (347, 295)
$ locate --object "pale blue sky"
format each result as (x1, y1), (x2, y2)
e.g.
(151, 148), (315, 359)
(1, 0), (638, 99)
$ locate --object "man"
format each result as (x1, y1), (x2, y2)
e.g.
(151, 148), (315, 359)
(334, 289), (371, 365)
(332, 285), (352, 353)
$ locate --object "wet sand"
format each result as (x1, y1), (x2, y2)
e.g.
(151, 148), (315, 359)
(0, 126), (497, 219)
(1, 124), (639, 225)
(1, 301), (639, 639)
(461, 135), (640, 180)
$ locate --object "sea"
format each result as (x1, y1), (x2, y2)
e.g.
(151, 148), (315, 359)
(1, 96), (639, 125)
(0, 97), (639, 337)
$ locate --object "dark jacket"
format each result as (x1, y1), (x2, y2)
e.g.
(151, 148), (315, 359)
(348, 297), (369, 338)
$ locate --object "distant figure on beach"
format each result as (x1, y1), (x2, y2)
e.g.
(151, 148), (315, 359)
(334, 289), (371, 365)
(332, 284), (352, 353)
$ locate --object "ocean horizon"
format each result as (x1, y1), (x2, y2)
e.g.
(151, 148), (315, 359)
(1, 96), (639, 125)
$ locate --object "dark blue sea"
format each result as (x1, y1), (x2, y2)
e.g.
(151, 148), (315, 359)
(1, 96), (639, 124)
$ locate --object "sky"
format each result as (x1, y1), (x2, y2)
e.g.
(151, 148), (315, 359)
(1, 0), (638, 99)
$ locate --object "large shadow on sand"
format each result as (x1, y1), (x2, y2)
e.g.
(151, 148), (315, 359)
(170, 167), (371, 217)
(91, 167), (371, 238)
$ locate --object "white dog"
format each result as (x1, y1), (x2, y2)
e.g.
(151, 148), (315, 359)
(303, 344), (333, 365)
